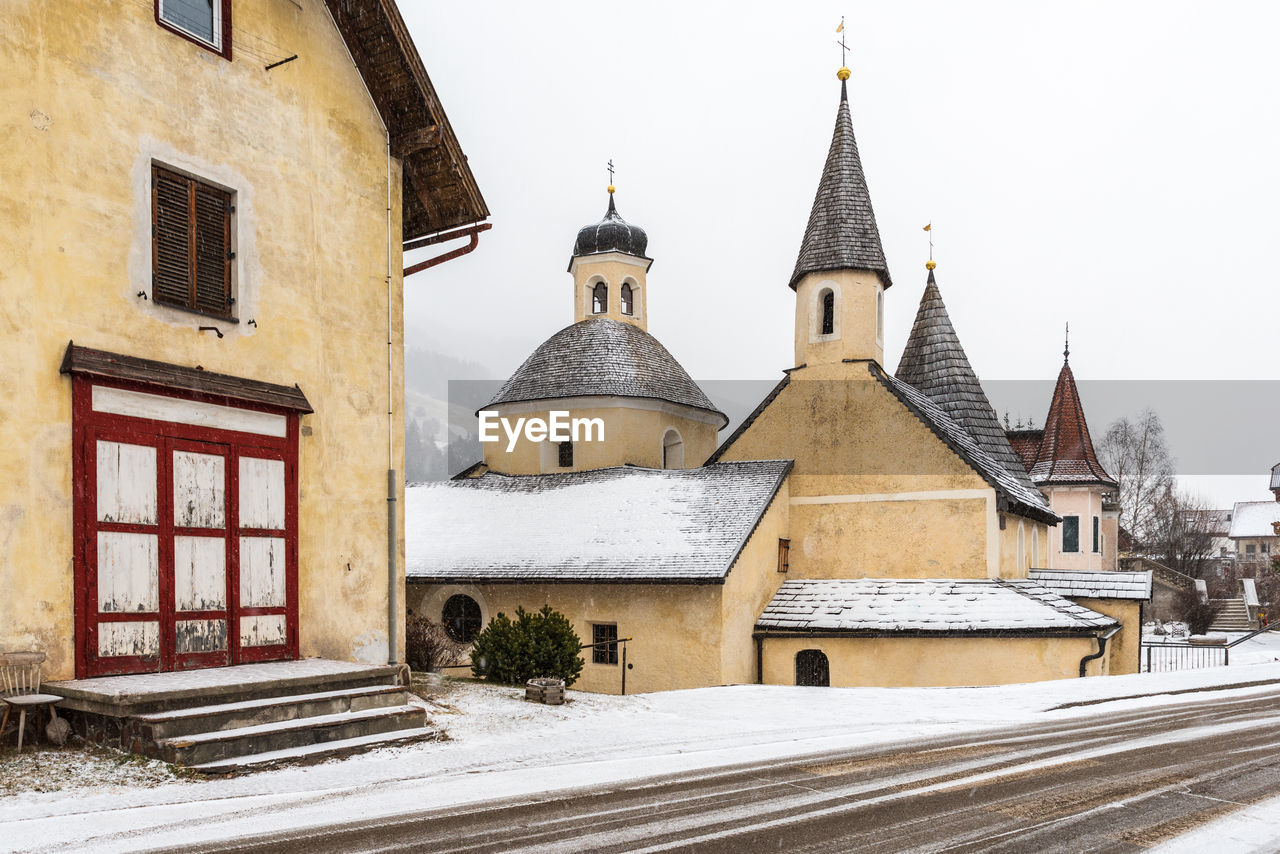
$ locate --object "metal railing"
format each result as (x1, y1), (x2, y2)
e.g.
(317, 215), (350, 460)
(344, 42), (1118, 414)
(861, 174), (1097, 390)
(1141, 623), (1276, 673)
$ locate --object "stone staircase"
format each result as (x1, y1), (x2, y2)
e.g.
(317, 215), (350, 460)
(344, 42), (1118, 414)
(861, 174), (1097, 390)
(51, 660), (435, 775)
(1208, 597), (1256, 633)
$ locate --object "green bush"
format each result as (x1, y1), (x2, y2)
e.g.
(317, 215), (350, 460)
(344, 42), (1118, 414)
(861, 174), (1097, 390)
(469, 606), (584, 687)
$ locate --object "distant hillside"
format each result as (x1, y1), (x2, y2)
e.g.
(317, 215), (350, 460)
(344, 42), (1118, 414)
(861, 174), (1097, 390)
(404, 346), (497, 482)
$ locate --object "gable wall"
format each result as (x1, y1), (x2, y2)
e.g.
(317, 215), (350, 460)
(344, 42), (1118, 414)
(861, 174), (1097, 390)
(2, 0), (405, 676)
(716, 366), (998, 579)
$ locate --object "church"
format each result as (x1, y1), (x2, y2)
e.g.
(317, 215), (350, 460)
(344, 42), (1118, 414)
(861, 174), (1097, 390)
(406, 66), (1149, 693)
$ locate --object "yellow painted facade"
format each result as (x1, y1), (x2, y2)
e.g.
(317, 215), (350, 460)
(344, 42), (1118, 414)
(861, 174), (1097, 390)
(760, 634), (1105, 688)
(0, 0), (443, 678)
(409, 484), (791, 694)
(793, 270), (885, 367)
(571, 253), (651, 330)
(481, 399), (720, 474)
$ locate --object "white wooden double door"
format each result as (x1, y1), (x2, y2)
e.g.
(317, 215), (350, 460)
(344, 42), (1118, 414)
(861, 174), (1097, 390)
(85, 429), (293, 676)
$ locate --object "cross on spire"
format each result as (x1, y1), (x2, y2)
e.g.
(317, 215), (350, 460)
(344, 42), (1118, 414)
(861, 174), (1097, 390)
(607, 159), (615, 187)
(836, 16), (847, 67)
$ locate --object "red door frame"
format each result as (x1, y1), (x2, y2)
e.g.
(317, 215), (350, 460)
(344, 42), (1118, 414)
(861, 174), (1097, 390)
(72, 376), (300, 679)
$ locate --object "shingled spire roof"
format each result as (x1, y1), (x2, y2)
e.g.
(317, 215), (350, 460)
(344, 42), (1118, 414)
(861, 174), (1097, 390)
(1030, 351), (1117, 488)
(895, 268), (1039, 493)
(789, 79), (891, 291)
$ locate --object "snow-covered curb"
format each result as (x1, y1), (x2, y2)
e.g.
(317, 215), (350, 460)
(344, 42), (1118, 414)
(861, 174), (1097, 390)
(4, 659), (1280, 852)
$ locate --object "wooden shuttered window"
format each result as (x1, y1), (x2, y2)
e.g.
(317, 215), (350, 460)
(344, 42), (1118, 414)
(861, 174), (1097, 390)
(152, 166), (233, 318)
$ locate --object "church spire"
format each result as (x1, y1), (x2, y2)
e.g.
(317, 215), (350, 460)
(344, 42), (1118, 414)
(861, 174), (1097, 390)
(788, 71), (891, 291)
(1030, 344), (1117, 488)
(895, 266), (1037, 485)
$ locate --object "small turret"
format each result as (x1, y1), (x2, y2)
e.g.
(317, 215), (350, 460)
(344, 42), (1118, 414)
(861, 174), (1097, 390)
(568, 188), (651, 330)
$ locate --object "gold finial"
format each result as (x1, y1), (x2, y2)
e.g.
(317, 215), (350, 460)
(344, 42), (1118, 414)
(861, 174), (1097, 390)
(926, 260), (936, 271)
(607, 159), (615, 195)
(837, 67), (851, 81)
(607, 185), (615, 194)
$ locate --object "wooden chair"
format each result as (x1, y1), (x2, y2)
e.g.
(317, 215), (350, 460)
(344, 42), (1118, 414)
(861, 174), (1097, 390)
(1, 652), (64, 751)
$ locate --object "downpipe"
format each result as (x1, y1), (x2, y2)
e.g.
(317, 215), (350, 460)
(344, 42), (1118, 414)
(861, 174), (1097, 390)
(1079, 626), (1121, 677)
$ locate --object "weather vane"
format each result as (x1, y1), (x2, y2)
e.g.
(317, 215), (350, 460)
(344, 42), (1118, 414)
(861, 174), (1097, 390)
(923, 222), (935, 270)
(1064, 322), (1070, 362)
(836, 17), (847, 68)
(607, 159), (615, 194)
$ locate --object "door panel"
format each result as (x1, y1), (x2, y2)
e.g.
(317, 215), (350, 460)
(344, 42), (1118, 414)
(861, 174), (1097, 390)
(96, 440), (158, 525)
(173, 451), (226, 528)
(239, 457), (285, 529)
(240, 614), (287, 647)
(239, 536), (286, 608)
(96, 531), (160, 612)
(174, 535), (226, 610)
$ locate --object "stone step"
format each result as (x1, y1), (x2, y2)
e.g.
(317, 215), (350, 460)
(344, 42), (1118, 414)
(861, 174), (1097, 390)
(128, 685), (408, 743)
(158, 704), (427, 767)
(190, 726), (438, 775)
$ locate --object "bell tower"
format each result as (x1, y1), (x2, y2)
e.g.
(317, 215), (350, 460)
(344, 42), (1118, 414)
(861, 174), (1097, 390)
(568, 186), (652, 331)
(790, 67), (891, 369)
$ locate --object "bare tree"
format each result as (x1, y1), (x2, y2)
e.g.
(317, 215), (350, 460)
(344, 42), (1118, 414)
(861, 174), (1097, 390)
(1146, 485), (1219, 578)
(1097, 410), (1175, 544)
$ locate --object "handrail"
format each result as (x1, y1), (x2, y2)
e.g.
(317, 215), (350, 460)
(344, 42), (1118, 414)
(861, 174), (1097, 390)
(1226, 624), (1276, 649)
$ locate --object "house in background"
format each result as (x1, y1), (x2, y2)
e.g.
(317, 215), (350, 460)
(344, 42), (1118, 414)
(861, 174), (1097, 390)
(2, 1), (486, 686)
(1006, 342), (1120, 572)
(1228, 497), (1280, 567)
(407, 67), (1148, 692)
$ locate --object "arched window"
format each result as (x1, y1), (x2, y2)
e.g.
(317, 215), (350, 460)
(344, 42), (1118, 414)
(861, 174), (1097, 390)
(1017, 522), (1026, 570)
(592, 282), (608, 314)
(876, 288), (884, 343)
(795, 649), (829, 687)
(620, 283), (634, 316)
(820, 289), (835, 335)
(662, 428), (684, 469)
(1032, 527), (1040, 566)
(442, 594), (482, 643)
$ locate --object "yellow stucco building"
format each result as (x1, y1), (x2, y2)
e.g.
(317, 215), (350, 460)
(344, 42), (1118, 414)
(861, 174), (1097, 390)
(406, 68), (1149, 691)
(3, 0), (486, 681)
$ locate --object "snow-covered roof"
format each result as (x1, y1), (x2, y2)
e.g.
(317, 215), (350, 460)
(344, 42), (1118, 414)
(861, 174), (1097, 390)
(755, 578), (1117, 634)
(1228, 501), (1280, 539)
(406, 460), (792, 583)
(1028, 569), (1152, 601)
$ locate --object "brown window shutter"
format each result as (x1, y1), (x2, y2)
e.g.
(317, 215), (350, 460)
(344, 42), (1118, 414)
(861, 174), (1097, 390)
(193, 182), (231, 315)
(152, 167), (192, 309)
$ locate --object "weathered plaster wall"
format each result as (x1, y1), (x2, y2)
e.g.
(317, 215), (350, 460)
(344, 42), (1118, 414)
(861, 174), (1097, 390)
(481, 398), (720, 474)
(717, 365), (999, 578)
(1075, 597), (1142, 676)
(1, 0), (405, 677)
(760, 634), (1103, 687)
(408, 581), (725, 694)
(718, 479), (791, 684)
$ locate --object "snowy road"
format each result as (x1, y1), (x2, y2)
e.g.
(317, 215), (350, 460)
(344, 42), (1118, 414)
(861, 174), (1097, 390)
(175, 686), (1280, 853)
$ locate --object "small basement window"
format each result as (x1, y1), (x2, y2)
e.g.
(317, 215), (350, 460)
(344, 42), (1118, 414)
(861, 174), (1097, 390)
(152, 165), (234, 319)
(1062, 516), (1080, 553)
(442, 594), (482, 643)
(592, 623), (618, 665)
(157, 0), (231, 58)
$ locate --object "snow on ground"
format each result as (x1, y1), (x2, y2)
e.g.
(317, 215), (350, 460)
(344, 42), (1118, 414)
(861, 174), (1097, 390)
(1150, 793), (1280, 854)
(4, 637), (1280, 852)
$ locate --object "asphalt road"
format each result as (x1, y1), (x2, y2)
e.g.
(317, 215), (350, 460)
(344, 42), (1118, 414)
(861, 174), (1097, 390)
(183, 686), (1280, 854)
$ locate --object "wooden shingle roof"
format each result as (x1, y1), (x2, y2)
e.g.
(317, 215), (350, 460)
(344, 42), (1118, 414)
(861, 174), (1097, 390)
(789, 80), (891, 290)
(325, 0), (488, 238)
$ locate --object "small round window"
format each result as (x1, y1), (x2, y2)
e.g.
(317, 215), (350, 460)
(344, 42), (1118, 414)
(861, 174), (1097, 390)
(442, 594), (482, 643)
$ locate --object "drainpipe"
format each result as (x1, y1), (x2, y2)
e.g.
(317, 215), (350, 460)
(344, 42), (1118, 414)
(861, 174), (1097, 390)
(403, 223), (491, 278)
(386, 134), (398, 666)
(1079, 626), (1121, 677)
(755, 634), (764, 684)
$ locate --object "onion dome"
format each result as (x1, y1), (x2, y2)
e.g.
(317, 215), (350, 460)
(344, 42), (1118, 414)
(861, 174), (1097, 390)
(484, 317), (727, 427)
(571, 193), (649, 262)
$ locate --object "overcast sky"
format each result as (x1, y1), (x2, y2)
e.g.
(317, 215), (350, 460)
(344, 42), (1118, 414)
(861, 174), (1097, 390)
(401, 2), (1279, 505)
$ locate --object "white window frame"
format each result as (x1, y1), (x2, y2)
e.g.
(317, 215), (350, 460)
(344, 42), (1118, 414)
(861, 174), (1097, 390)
(159, 0), (224, 52)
